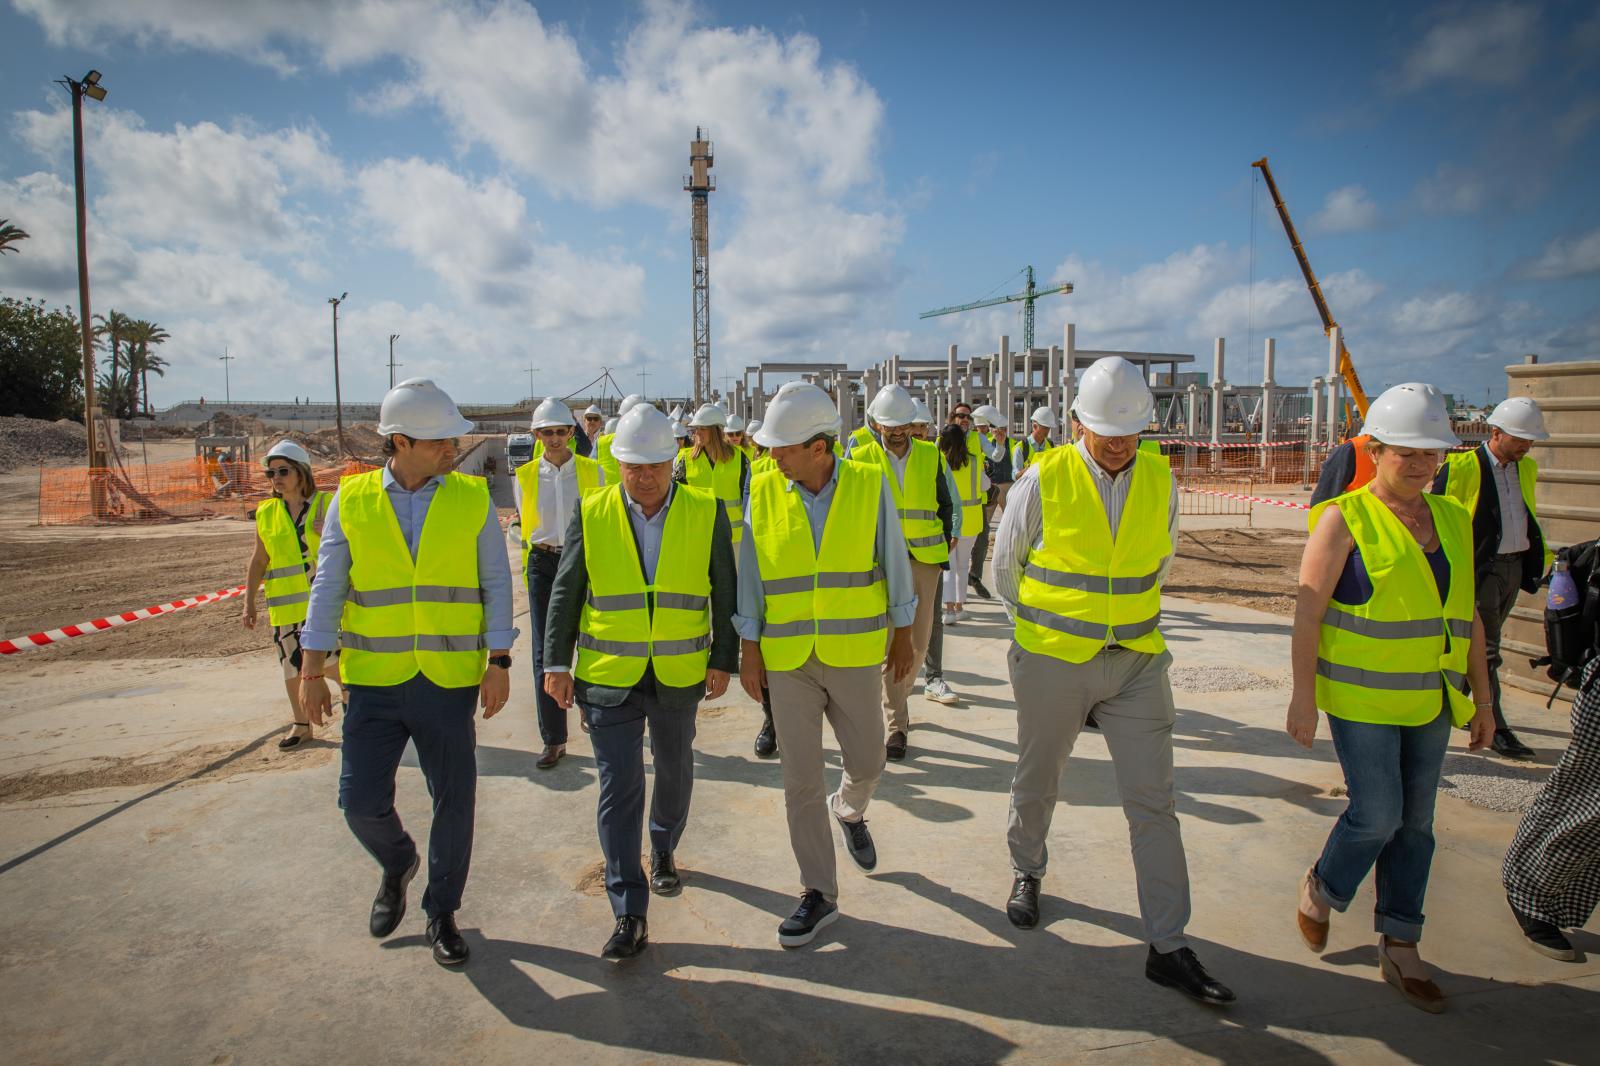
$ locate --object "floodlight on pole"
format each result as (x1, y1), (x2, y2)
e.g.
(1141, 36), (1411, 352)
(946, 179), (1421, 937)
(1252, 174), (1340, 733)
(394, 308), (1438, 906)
(329, 292), (349, 456)
(388, 333), (401, 389)
(57, 68), (107, 499)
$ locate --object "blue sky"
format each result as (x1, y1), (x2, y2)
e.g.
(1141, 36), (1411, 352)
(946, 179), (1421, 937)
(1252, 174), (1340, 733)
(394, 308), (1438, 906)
(2, 0), (1597, 409)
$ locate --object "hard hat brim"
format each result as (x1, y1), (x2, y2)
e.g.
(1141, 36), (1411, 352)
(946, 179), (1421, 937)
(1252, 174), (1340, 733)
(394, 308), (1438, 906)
(1368, 428), (1461, 450)
(378, 412), (475, 440)
(611, 443), (679, 464)
(1074, 413), (1148, 437)
(1487, 418), (1549, 442)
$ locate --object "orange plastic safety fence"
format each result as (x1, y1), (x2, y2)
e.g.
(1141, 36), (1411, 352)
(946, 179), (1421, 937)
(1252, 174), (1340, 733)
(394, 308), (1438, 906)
(38, 458), (377, 525)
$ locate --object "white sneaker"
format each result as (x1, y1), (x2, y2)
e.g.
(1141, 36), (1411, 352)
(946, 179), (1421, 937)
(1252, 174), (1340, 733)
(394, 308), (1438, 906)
(955, 608), (973, 622)
(942, 610), (960, 625)
(925, 677), (959, 705)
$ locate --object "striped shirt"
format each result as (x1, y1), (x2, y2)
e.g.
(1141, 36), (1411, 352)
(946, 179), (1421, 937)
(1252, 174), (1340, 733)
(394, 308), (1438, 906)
(993, 439), (1180, 642)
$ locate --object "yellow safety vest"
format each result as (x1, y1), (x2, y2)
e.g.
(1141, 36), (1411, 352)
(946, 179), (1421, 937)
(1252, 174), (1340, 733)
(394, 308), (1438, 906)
(575, 484), (714, 688)
(1013, 435), (1053, 473)
(680, 448), (745, 545)
(851, 438), (949, 565)
(1015, 447), (1171, 663)
(596, 433), (619, 483)
(950, 452), (985, 537)
(848, 426), (876, 455)
(337, 470), (489, 689)
(514, 453), (601, 571)
(1138, 439), (1169, 467)
(751, 453), (778, 477)
(1438, 449), (1553, 574)
(749, 460), (889, 671)
(1310, 487), (1475, 727)
(256, 491), (330, 627)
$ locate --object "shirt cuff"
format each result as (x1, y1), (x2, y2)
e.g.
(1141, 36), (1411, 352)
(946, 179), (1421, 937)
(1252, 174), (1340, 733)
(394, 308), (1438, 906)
(300, 628), (339, 652)
(484, 628), (520, 651)
(544, 664), (571, 674)
(887, 600), (918, 629)
(733, 614), (762, 641)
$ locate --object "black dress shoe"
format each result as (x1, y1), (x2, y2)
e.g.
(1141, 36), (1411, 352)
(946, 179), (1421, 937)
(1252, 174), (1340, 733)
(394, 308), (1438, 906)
(426, 913), (469, 967)
(885, 730), (907, 761)
(1007, 875), (1040, 929)
(650, 850), (681, 896)
(755, 714), (779, 759)
(1145, 946), (1235, 1004)
(1492, 729), (1536, 760)
(602, 915), (649, 960)
(778, 890), (838, 948)
(969, 577), (992, 599)
(369, 854), (420, 938)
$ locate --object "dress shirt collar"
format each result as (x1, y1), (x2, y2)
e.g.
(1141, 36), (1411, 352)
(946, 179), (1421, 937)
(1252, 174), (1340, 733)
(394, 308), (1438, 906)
(1074, 438), (1132, 483)
(540, 452), (575, 475)
(786, 455), (842, 497)
(624, 481), (675, 522)
(381, 462), (444, 492)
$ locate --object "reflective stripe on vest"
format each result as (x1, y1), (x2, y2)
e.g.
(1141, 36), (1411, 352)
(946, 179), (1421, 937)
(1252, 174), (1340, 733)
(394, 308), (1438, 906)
(256, 491), (329, 627)
(574, 484), (715, 688)
(1439, 449), (1554, 574)
(750, 461), (888, 671)
(1309, 486), (1475, 727)
(850, 438), (949, 564)
(1014, 446), (1171, 664)
(953, 452), (984, 540)
(338, 470), (489, 688)
(680, 448), (745, 545)
(515, 453), (601, 572)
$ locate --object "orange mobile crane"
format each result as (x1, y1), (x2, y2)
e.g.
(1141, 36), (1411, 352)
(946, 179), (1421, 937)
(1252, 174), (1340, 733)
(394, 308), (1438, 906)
(1252, 157), (1371, 432)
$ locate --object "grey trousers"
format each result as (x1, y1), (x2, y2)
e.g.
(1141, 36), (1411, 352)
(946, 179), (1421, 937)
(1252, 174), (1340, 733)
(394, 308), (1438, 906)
(884, 560), (942, 733)
(768, 654), (886, 902)
(1007, 641), (1192, 952)
(1476, 553), (1524, 732)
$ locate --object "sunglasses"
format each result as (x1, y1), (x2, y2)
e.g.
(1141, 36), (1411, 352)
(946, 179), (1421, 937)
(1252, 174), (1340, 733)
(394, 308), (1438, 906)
(952, 413), (972, 420)
(537, 427), (570, 437)
(266, 466), (295, 478)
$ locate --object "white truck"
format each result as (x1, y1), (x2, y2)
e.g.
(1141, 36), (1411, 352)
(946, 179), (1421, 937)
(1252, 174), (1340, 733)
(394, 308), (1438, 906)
(506, 432), (536, 469)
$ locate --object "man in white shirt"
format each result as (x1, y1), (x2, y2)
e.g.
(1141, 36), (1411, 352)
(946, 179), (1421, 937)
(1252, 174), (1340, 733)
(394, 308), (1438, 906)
(513, 398), (605, 768)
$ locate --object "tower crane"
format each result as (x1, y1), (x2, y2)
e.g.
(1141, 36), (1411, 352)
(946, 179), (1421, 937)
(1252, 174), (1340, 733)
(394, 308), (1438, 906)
(1252, 156), (1370, 431)
(920, 265), (1072, 353)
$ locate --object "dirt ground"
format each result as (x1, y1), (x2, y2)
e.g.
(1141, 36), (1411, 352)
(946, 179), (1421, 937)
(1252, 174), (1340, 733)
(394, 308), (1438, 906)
(1166, 527), (1305, 616)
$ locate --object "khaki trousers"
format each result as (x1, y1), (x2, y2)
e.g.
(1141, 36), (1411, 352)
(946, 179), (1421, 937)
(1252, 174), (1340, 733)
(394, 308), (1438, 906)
(1006, 641), (1192, 952)
(884, 559), (942, 733)
(768, 654), (886, 901)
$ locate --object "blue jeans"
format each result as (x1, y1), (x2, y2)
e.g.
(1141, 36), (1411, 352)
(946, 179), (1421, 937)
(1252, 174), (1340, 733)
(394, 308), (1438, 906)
(1313, 707), (1451, 942)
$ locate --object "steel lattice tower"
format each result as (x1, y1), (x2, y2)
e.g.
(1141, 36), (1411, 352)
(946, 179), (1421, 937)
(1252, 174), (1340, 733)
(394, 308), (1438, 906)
(685, 128), (715, 406)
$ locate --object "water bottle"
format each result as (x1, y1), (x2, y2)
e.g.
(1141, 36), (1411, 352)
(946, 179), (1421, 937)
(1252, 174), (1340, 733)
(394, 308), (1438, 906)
(1548, 558), (1578, 611)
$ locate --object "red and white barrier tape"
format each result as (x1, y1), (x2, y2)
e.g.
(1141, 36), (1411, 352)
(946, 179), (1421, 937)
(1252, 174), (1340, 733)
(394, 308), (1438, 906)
(1180, 487), (1312, 511)
(0, 584), (248, 655)
(1154, 438), (1305, 448)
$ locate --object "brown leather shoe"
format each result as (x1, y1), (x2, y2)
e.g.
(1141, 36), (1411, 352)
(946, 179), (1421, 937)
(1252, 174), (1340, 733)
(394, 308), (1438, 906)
(1379, 937), (1445, 1014)
(1297, 867), (1329, 953)
(536, 744), (566, 770)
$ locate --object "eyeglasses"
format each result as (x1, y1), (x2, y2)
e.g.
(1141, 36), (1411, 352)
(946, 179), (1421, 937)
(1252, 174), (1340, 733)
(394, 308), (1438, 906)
(537, 427), (570, 437)
(266, 466), (294, 478)
(952, 413), (972, 421)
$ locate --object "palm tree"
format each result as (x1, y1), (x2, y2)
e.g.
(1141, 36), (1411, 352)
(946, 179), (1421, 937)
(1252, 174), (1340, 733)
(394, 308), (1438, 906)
(0, 219), (28, 254)
(93, 310), (133, 416)
(124, 320), (170, 415)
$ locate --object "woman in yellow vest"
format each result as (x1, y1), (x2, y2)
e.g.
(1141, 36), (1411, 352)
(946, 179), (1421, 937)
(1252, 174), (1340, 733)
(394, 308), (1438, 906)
(938, 423), (984, 624)
(242, 440), (339, 749)
(674, 403), (750, 548)
(1288, 383), (1496, 1014)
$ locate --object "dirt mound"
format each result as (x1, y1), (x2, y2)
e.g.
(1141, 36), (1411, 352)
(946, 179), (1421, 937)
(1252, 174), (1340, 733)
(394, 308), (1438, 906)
(199, 411), (269, 437)
(275, 423), (384, 462)
(0, 415), (95, 473)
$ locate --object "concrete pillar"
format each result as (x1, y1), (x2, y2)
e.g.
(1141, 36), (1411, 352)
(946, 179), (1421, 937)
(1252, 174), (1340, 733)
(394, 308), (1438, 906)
(1048, 345), (1063, 431)
(834, 372), (848, 428)
(890, 353), (901, 388)
(1259, 338), (1276, 469)
(1326, 326), (1342, 444)
(1308, 376), (1325, 480)
(1062, 323), (1077, 426)
(997, 335), (1010, 426)
(1184, 382), (1201, 473)
(1209, 337), (1226, 447)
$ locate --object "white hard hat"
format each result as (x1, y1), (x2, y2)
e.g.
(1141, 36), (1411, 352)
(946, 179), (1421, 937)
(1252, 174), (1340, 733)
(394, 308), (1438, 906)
(1072, 357), (1153, 436)
(752, 382), (841, 448)
(866, 384), (918, 428)
(910, 400), (933, 425)
(611, 404), (681, 464)
(377, 378), (474, 439)
(1486, 396), (1549, 442)
(746, 418), (764, 438)
(264, 440), (312, 468)
(673, 421), (691, 441)
(726, 413), (746, 433)
(618, 394), (646, 415)
(972, 403), (1003, 428)
(1031, 406), (1061, 430)
(689, 403), (728, 428)
(668, 404), (684, 421)
(530, 397), (575, 430)
(583, 404), (603, 418)
(604, 417), (619, 434)
(1362, 383), (1460, 450)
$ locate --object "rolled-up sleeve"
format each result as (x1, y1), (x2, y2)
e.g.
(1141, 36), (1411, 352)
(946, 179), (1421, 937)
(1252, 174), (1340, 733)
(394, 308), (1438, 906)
(477, 497), (519, 650)
(733, 517), (764, 641)
(993, 466), (1041, 617)
(876, 476), (918, 629)
(302, 491), (349, 652)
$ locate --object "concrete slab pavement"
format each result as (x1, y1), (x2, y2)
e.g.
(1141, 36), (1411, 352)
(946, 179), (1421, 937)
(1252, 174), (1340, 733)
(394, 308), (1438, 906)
(2, 592), (1596, 1064)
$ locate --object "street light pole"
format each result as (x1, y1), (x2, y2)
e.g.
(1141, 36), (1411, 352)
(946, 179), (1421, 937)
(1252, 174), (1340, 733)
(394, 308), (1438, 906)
(388, 333), (401, 389)
(329, 292), (349, 456)
(638, 369), (650, 400)
(525, 362), (539, 403)
(219, 347), (234, 405)
(59, 69), (107, 475)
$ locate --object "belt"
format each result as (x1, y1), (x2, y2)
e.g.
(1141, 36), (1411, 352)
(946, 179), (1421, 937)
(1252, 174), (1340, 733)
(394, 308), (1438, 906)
(531, 542), (562, 555)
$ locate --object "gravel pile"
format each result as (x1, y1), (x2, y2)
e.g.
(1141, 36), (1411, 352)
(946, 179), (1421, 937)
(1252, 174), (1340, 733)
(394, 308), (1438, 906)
(1169, 665), (1288, 692)
(0, 415), (94, 473)
(1438, 753), (1549, 812)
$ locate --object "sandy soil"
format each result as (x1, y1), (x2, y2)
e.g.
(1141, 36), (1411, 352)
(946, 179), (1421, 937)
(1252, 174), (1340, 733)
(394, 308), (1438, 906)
(1166, 527), (1305, 616)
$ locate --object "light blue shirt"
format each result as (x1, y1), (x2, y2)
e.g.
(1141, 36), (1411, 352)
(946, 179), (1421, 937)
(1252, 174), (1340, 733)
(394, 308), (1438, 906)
(302, 465), (519, 654)
(734, 456), (918, 641)
(626, 482), (676, 583)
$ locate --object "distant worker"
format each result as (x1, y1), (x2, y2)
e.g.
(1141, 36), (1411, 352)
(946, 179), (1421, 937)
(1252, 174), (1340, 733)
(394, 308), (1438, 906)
(1011, 406), (1059, 474)
(300, 378), (517, 969)
(514, 398), (604, 771)
(968, 403), (1008, 599)
(1432, 396), (1554, 760)
(916, 401), (965, 707)
(994, 356), (1236, 1005)
(737, 382), (917, 947)
(581, 405), (606, 458)
(597, 394), (646, 483)
(939, 423), (982, 625)
(1288, 383), (1494, 1014)
(1311, 433), (1376, 507)
(543, 404), (737, 961)
(850, 385), (956, 761)
(242, 440), (339, 750)
(747, 420), (777, 474)
(675, 403), (751, 550)
(726, 413), (752, 456)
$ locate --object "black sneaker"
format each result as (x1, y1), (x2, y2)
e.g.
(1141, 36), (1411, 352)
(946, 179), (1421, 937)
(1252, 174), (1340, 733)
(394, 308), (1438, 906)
(969, 576), (992, 599)
(885, 730), (908, 762)
(834, 806), (877, 871)
(777, 890), (839, 948)
(1492, 729), (1536, 760)
(1512, 905), (1576, 961)
(754, 713), (778, 759)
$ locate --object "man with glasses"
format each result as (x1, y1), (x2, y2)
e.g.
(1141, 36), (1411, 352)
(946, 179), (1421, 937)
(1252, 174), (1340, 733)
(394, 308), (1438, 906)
(579, 404), (605, 458)
(516, 398), (605, 769)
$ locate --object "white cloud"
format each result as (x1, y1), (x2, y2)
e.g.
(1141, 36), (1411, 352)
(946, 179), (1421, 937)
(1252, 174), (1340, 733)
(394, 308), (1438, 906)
(1517, 227), (1600, 280)
(1416, 162), (1490, 214)
(1398, 3), (1542, 91)
(1310, 185), (1379, 233)
(1390, 292), (1489, 334)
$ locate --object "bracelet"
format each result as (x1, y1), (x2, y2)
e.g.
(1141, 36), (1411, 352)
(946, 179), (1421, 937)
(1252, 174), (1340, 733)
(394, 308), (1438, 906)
(1474, 702), (1493, 710)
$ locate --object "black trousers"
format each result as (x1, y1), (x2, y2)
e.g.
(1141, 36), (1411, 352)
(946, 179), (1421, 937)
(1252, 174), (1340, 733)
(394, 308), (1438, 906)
(525, 548), (568, 745)
(970, 500), (994, 583)
(1476, 552), (1524, 732)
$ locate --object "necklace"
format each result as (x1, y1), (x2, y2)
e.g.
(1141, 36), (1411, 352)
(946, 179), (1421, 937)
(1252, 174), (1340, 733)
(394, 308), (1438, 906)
(1373, 489), (1432, 542)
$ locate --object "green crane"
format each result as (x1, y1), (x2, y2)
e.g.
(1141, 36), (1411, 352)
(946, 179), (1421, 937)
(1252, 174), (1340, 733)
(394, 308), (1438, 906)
(919, 265), (1073, 353)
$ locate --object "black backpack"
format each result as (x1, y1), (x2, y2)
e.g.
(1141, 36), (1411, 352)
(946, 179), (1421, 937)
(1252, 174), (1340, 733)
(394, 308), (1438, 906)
(1532, 537), (1600, 704)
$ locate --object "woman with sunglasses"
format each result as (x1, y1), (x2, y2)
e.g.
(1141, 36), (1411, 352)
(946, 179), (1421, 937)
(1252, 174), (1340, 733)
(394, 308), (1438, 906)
(243, 440), (341, 749)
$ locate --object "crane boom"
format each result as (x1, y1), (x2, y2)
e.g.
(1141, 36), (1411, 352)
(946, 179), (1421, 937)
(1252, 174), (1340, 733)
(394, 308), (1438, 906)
(920, 265), (1073, 352)
(1251, 157), (1371, 421)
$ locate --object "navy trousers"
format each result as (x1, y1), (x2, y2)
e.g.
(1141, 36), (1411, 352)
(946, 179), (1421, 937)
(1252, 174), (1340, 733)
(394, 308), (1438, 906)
(584, 683), (698, 918)
(524, 548), (568, 745)
(339, 673), (478, 919)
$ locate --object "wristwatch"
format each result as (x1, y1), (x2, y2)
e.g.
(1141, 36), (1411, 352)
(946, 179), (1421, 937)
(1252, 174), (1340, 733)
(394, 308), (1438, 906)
(488, 654), (513, 670)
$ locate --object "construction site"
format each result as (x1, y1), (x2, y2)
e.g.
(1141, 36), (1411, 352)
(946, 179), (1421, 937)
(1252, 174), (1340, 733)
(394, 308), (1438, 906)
(4, 91), (1600, 1066)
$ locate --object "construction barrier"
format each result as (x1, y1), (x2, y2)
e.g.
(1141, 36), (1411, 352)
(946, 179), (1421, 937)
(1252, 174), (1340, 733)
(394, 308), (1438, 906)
(1180, 486), (1311, 512)
(38, 457), (376, 525)
(1153, 441), (1331, 486)
(0, 583), (248, 655)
